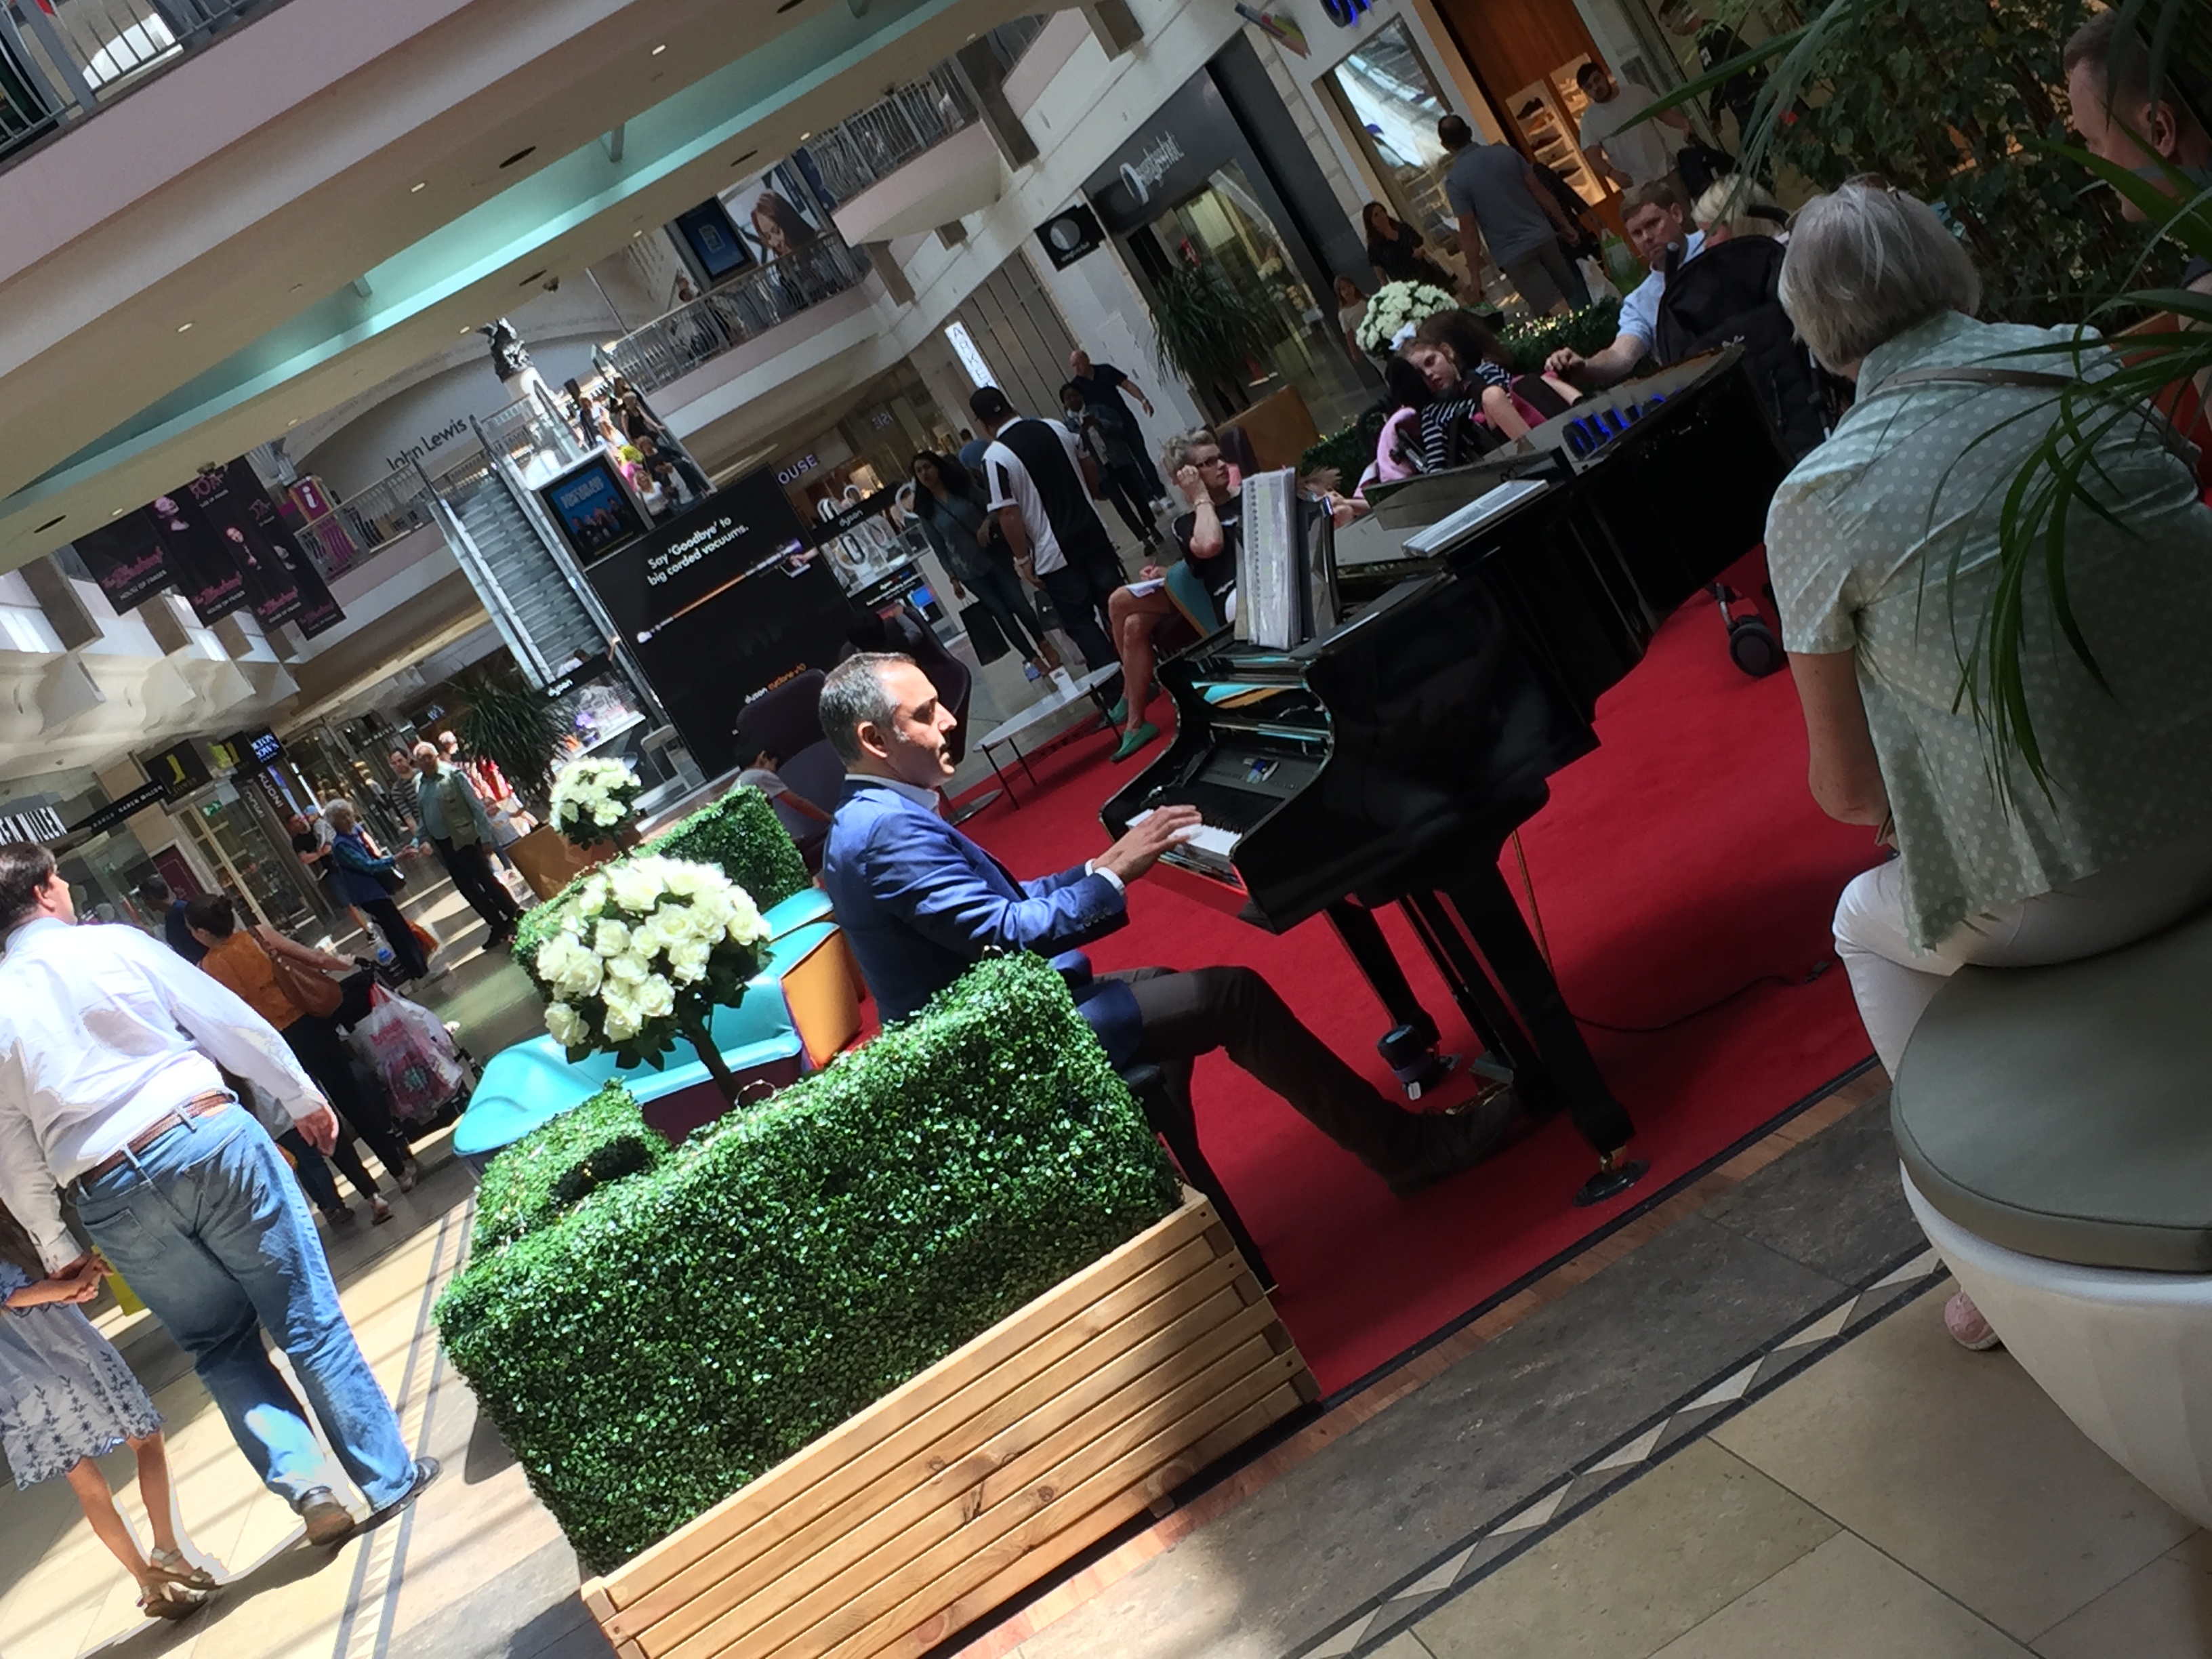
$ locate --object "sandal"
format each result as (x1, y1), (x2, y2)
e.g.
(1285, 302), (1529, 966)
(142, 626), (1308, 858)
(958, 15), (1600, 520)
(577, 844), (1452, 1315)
(147, 1548), (218, 1591)
(138, 1578), (211, 1621)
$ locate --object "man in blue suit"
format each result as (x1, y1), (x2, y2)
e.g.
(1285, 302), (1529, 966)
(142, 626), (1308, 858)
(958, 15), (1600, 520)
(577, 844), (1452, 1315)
(817, 653), (1518, 1197)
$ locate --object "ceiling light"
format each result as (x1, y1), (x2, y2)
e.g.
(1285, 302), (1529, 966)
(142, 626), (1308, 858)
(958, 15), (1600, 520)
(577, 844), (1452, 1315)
(110, 507), (125, 517)
(498, 146), (537, 169)
(730, 149), (758, 167)
(517, 269), (548, 286)
(651, 42), (666, 54)
(410, 181), (427, 192)
(176, 321), (194, 333)
(287, 417), (301, 428)
(32, 515), (65, 533)
(632, 230), (644, 237)
(776, 0), (804, 12)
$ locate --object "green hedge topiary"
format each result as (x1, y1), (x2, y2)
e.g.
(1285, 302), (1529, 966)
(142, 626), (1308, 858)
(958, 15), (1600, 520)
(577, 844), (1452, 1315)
(512, 784), (807, 997)
(1498, 298), (1622, 375)
(469, 1084), (668, 1258)
(435, 954), (1181, 1574)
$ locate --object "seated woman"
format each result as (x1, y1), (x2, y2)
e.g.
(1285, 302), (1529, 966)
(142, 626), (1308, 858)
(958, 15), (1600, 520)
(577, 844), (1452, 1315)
(1102, 429), (1242, 762)
(1768, 180), (2212, 1350)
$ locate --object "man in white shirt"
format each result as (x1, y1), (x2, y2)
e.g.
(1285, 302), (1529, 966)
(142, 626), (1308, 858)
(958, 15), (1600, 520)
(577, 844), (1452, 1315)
(971, 386), (1126, 697)
(1575, 61), (1690, 192)
(0, 843), (436, 1546)
(1543, 181), (1706, 389)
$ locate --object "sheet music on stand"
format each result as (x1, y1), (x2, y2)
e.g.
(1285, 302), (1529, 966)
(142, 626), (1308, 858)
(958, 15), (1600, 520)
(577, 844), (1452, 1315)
(1237, 468), (1305, 649)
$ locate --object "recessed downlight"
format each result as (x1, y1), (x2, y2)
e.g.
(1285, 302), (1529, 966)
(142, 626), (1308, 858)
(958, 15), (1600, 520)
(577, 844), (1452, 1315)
(110, 507), (125, 517)
(410, 181), (427, 192)
(176, 321), (194, 333)
(651, 42), (666, 54)
(497, 145), (537, 169)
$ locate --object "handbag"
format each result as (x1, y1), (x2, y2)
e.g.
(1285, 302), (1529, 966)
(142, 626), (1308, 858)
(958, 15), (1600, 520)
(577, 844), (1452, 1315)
(960, 600), (1011, 664)
(258, 930), (344, 1020)
(375, 863), (406, 894)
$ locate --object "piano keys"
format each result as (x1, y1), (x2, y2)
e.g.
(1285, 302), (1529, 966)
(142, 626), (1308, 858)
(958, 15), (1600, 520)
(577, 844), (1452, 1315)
(1102, 348), (1796, 1202)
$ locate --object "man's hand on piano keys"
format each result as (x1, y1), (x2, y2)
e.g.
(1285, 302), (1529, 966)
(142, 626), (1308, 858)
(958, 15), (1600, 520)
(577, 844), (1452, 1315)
(1098, 804), (1204, 884)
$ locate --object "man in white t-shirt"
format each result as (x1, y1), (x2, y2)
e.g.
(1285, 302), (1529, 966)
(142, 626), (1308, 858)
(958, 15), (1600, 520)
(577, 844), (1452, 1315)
(737, 750), (830, 844)
(1543, 181), (1703, 390)
(1576, 62), (1689, 192)
(970, 385), (1124, 690)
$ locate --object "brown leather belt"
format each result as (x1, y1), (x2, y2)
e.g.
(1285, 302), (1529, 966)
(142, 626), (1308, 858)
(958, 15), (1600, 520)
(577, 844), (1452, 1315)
(77, 1092), (233, 1186)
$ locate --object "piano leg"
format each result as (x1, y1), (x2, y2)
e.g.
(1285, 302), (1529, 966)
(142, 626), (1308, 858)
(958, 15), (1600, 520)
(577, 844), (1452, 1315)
(1401, 893), (1563, 1112)
(1326, 901), (1451, 1095)
(1429, 867), (1648, 1206)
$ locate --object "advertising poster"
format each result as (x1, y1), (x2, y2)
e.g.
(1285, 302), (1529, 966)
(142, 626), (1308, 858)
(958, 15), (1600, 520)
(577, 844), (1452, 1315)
(722, 162), (828, 265)
(540, 456), (650, 563)
(583, 470), (851, 775)
(70, 514), (173, 611)
(146, 476), (248, 625)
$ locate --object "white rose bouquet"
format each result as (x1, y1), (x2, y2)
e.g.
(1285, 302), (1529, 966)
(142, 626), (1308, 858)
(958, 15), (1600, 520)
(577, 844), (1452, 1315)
(533, 855), (773, 1094)
(1354, 280), (1460, 359)
(549, 756), (643, 848)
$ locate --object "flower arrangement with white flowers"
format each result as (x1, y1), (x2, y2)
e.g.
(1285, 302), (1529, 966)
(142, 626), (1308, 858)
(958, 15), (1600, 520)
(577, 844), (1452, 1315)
(533, 855), (773, 1095)
(1354, 280), (1461, 359)
(548, 756), (643, 848)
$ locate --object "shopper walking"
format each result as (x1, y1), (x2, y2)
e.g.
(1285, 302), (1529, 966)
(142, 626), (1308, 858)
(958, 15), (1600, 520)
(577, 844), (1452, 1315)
(409, 743), (520, 947)
(323, 801), (431, 983)
(972, 386), (1127, 697)
(1067, 350), (1167, 505)
(0, 1204), (218, 1620)
(909, 451), (1061, 680)
(185, 893), (417, 1202)
(0, 843), (438, 1547)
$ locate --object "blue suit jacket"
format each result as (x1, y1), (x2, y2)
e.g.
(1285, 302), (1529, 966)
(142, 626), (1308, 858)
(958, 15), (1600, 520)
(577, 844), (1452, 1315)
(820, 778), (1143, 1063)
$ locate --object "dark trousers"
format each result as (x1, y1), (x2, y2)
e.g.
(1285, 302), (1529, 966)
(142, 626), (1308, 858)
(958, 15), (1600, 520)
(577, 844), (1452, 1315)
(1038, 556), (1124, 684)
(283, 1015), (412, 1180)
(277, 1126), (383, 1211)
(1118, 966), (1426, 1174)
(964, 558), (1052, 659)
(433, 836), (520, 935)
(360, 897), (428, 981)
(1101, 463), (1158, 543)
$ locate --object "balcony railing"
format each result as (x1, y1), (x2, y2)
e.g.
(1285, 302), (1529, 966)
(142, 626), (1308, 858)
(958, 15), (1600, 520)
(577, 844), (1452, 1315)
(802, 64), (977, 205)
(0, 0), (282, 165)
(600, 232), (874, 395)
(291, 467), (437, 583)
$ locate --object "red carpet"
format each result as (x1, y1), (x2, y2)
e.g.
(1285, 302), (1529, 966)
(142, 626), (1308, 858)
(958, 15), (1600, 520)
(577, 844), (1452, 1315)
(952, 600), (1884, 1397)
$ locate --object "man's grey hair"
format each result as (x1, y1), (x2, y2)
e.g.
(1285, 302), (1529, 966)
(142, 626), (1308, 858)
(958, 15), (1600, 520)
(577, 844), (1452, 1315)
(1778, 182), (1981, 372)
(817, 652), (914, 766)
(1160, 428), (1222, 476)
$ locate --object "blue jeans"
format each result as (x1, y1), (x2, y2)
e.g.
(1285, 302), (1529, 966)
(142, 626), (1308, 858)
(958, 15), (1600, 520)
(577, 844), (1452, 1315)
(73, 1103), (416, 1509)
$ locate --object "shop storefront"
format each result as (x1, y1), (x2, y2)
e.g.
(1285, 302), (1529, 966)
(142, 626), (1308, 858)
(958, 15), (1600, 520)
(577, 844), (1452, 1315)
(143, 737), (328, 936)
(1084, 37), (1376, 437)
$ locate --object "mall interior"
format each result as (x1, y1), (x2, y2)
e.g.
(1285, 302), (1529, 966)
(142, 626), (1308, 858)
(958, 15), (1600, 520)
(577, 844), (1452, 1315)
(1, 0), (2210, 1655)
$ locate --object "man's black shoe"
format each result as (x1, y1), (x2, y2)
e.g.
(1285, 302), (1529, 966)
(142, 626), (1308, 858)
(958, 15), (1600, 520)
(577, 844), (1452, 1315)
(364, 1457), (441, 1530)
(1384, 1090), (1523, 1199)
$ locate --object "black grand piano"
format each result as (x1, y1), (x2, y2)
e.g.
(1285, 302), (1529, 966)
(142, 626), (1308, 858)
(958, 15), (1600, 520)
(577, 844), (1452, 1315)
(1101, 350), (1795, 1204)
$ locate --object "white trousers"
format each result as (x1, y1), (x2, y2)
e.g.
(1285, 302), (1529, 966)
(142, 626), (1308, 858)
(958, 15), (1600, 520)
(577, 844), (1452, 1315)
(1832, 832), (2212, 1075)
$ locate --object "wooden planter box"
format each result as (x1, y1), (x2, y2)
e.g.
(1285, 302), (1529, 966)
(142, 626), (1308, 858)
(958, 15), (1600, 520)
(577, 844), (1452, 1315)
(582, 1193), (1315, 1659)
(510, 825), (615, 900)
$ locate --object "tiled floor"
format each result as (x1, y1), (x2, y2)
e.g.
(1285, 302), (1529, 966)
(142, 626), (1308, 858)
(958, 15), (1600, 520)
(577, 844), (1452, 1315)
(1374, 1284), (2210, 1659)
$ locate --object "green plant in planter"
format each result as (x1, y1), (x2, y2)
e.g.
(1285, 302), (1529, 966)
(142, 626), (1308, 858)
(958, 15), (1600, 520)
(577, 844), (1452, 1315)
(458, 670), (569, 808)
(1149, 259), (1280, 415)
(1497, 301), (1622, 376)
(435, 953), (1181, 1574)
(471, 1084), (666, 1256)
